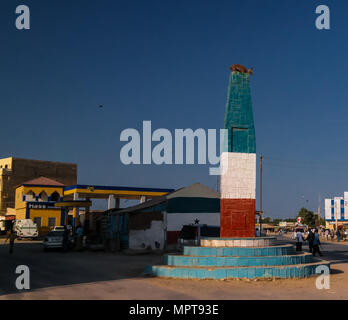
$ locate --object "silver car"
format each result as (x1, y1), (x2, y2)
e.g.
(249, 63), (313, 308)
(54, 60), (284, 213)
(43, 230), (73, 251)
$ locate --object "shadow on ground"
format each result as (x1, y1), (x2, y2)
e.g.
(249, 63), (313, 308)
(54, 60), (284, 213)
(0, 242), (162, 296)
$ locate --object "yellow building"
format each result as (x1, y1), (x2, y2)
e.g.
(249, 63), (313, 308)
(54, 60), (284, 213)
(14, 177), (65, 228)
(0, 157), (77, 215)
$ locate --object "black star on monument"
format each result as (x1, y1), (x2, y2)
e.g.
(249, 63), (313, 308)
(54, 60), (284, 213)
(194, 219), (200, 224)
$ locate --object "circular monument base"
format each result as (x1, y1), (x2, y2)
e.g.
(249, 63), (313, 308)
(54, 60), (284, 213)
(200, 237), (276, 248)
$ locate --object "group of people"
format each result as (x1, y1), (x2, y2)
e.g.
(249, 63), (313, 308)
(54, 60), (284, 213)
(295, 228), (323, 257)
(322, 228), (345, 242)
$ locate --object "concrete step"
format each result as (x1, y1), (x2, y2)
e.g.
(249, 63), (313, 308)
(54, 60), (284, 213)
(183, 244), (294, 257)
(145, 260), (330, 279)
(200, 237), (276, 248)
(164, 252), (313, 267)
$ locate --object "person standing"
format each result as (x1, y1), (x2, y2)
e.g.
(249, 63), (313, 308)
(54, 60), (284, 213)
(75, 224), (83, 251)
(62, 225), (69, 252)
(296, 230), (304, 251)
(307, 229), (314, 253)
(336, 229), (341, 242)
(313, 229), (323, 257)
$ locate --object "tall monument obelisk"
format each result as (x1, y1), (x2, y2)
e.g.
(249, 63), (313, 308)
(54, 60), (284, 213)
(220, 64), (256, 238)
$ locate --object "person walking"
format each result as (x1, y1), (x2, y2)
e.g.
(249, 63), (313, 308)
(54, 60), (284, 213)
(307, 228), (314, 253)
(336, 229), (341, 242)
(5, 227), (17, 254)
(325, 229), (329, 241)
(313, 229), (323, 257)
(296, 230), (304, 251)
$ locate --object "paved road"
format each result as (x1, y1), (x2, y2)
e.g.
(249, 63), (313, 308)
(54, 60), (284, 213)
(0, 237), (347, 299)
(277, 235), (348, 266)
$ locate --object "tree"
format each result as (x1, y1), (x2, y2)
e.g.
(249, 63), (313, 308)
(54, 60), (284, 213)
(272, 218), (282, 225)
(261, 217), (272, 224)
(297, 208), (316, 227)
(320, 217), (326, 226)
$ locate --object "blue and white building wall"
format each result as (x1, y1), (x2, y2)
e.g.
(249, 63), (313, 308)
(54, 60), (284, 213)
(325, 193), (348, 228)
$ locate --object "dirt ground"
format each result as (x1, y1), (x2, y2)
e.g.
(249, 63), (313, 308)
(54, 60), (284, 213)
(1, 265), (347, 300)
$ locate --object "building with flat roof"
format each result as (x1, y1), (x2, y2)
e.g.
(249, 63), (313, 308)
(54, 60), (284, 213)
(0, 157), (77, 215)
(325, 192), (348, 229)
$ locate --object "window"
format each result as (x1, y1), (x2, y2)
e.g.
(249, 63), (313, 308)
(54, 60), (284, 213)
(48, 217), (56, 227)
(38, 191), (48, 202)
(26, 191), (36, 202)
(50, 192), (60, 202)
(33, 217), (42, 228)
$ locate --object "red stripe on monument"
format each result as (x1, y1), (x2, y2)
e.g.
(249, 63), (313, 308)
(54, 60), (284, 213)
(220, 199), (256, 238)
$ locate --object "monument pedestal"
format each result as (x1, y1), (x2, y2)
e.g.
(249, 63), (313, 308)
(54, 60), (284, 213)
(200, 237), (275, 247)
(145, 236), (330, 279)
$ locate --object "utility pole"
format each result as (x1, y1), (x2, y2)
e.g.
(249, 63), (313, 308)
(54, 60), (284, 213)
(260, 155), (263, 236)
(317, 194), (321, 230)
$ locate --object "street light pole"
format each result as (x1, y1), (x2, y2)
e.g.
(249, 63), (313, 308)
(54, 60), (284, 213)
(260, 155), (263, 236)
(317, 194), (321, 230)
(335, 201), (338, 231)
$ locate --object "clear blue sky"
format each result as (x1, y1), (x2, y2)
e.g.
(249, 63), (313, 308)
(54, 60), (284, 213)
(1, 0), (347, 217)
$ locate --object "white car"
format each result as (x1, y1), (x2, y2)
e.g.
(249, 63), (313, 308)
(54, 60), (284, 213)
(14, 219), (38, 239)
(53, 226), (65, 231)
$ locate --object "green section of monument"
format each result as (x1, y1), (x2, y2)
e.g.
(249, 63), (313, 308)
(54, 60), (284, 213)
(224, 71), (256, 153)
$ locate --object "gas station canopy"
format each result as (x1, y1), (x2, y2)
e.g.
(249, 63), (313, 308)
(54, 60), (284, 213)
(54, 200), (92, 208)
(63, 185), (175, 200)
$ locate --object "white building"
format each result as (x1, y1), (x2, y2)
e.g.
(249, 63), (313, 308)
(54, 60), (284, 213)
(325, 192), (348, 228)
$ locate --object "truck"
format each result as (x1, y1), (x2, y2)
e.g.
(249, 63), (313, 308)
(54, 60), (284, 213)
(13, 219), (38, 239)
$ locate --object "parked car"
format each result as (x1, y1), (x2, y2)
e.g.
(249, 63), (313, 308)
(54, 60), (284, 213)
(14, 219), (38, 240)
(177, 224), (220, 251)
(43, 230), (74, 251)
(0, 216), (6, 235)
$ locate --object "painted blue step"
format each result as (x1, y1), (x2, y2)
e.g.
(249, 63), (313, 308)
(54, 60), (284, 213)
(183, 244), (294, 257)
(145, 261), (330, 279)
(164, 252), (312, 267)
